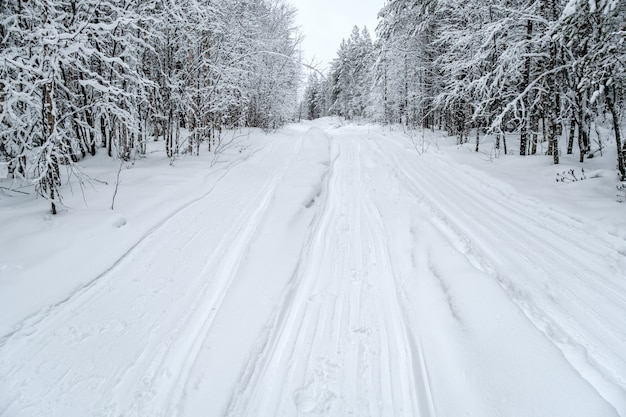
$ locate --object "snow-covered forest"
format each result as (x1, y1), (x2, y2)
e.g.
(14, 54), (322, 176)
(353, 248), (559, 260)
(2, 1), (626, 416)
(304, 0), (626, 172)
(1, 0), (301, 213)
(2, 0), (625, 213)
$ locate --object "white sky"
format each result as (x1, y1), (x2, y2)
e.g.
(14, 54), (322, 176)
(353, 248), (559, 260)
(289, 0), (385, 72)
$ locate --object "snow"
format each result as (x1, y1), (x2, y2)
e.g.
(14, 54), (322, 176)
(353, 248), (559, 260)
(561, 0), (580, 19)
(1, 118), (625, 416)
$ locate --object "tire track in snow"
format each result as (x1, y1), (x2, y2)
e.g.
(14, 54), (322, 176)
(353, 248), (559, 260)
(0, 136), (304, 417)
(224, 134), (435, 417)
(222, 135), (347, 416)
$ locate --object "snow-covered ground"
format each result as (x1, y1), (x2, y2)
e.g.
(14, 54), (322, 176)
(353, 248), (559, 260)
(1, 118), (625, 416)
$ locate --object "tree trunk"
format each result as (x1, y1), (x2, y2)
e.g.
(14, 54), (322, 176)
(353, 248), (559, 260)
(475, 124), (480, 153)
(48, 153), (60, 215)
(531, 114), (538, 155)
(520, 122), (528, 156)
(567, 117), (575, 154)
(577, 105), (589, 162)
(549, 117), (559, 164)
(42, 81), (61, 214)
(606, 89), (625, 180)
(520, 19), (533, 157)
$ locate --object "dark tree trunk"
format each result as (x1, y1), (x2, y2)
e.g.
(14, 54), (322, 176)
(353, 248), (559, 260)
(606, 89), (625, 180)
(475, 124), (480, 153)
(567, 117), (575, 155)
(531, 114), (538, 155)
(520, 19), (533, 157)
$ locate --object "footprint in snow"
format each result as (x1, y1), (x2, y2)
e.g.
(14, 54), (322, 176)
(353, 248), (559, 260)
(113, 218), (127, 228)
(293, 382), (336, 414)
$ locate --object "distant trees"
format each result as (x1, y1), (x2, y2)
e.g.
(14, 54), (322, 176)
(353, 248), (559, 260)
(374, 0), (438, 128)
(244, 0), (301, 130)
(303, 73), (330, 120)
(299, 26), (375, 122)
(304, 0), (625, 175)
(328, 26), (374, 120)
(0, 0), (302, 213)
(301, 25), (375, 122)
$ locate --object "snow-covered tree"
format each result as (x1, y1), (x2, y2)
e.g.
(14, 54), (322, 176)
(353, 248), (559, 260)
(244, 0), (301, 130)
(328, 26), (374, 120)
(0, 0), (304, 213)
(303, 73), (331, 120)
(561, 0), (626, 175)
(0, 0), (154, 213)
(360, 0), (625, 170)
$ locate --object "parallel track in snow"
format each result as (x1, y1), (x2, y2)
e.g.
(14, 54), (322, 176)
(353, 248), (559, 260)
(224, 136), (436, 417)
(0, 136), (304, 417)
(369, 135), (626, 415)
(0, 139), (276, 348)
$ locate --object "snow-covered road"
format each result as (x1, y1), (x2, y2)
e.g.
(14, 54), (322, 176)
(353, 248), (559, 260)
(1, 122), (625, 416)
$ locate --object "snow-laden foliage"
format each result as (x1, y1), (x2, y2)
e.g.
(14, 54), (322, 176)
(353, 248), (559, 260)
(0, 0), (301, 213)
(328, 26), (374, 120)
(304, 0), (625, 177)
(300, 26), (374, 122)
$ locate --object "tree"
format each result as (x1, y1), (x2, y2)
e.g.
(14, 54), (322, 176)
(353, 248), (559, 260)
(329, 26), (374, 120)
(303, 73), (330, 120)
(562, 0), (626, 176)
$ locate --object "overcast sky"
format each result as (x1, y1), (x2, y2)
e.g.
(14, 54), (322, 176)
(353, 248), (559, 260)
(289, 0), (385, 72)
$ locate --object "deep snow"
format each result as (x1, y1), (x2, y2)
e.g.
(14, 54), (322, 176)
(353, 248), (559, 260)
(1, 118), (625, 416)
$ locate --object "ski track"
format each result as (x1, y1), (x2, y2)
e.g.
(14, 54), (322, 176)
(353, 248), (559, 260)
(0, 136), (303, 417)
(1, 124), (624, 417)
(0, 138), (274, 348)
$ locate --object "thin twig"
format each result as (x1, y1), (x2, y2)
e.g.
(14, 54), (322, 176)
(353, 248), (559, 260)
(111, 159), (124, 210)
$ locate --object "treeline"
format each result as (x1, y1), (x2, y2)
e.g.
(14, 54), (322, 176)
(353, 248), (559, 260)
(304, 0), (626, 175)
(0, 0), (301, 213)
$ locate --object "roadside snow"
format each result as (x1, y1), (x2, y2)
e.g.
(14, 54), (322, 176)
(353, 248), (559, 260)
(0, 129), (270, 336)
